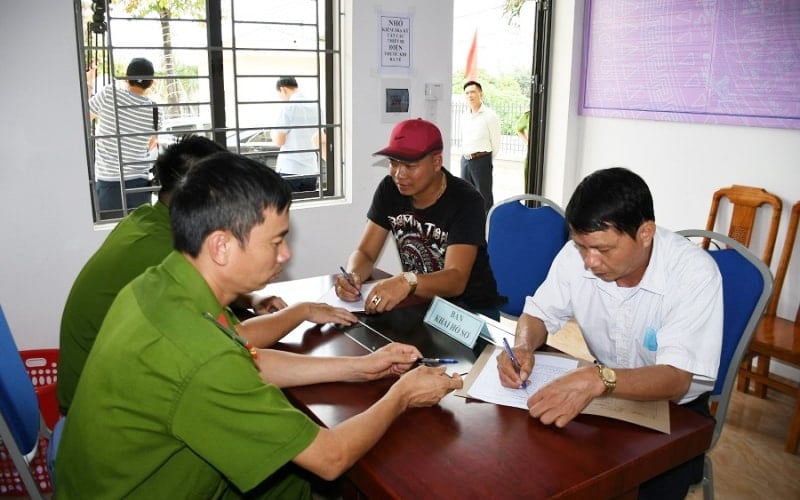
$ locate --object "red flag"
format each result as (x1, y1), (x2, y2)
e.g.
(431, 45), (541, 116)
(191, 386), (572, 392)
(465, 30), (478, 81)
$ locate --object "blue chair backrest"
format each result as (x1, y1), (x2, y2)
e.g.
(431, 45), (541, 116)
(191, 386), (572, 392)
(677, 229), (772, 450)
(487, 196), (569, 317)
(708, 248), (765, 396)
(0, 305), (40, 456)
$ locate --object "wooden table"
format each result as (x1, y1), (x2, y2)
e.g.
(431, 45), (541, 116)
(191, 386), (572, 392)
(264, 275), (715, 499)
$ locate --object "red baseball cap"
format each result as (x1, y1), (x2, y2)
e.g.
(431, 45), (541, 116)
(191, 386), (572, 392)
(373, 118), (444, 161)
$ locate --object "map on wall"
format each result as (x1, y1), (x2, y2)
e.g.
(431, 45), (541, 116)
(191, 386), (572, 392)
(580, 0), (800, 130)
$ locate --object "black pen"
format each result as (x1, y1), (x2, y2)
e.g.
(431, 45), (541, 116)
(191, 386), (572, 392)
(416, 357), (459, 365)
(339, 266), (362, 297)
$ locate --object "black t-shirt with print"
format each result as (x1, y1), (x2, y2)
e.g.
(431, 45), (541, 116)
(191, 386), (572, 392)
(367, 169), (503, 309)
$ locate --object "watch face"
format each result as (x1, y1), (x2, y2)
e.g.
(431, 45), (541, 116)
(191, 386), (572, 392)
(404, 271), (417, 285)
(601, 367), (617, 383)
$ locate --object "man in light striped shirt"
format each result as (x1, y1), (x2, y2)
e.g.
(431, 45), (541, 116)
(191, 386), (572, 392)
(88, 58), (161, 213)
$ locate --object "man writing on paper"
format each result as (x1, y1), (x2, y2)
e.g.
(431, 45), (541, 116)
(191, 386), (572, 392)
(335, 118), (504, 319)
(56, 152), (461, 498)
(497, 167), (723, 500)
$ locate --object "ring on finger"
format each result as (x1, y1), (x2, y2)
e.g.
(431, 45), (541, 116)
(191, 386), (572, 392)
(371, 296), (382, 306)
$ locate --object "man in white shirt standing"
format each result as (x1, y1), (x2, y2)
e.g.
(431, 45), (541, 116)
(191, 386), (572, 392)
(459, 80), (501, 213)
(272, 77), (320, 192)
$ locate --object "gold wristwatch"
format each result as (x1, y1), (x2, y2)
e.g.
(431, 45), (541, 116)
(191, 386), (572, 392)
(596, 363), (617, 395)
(402, 271), (418, 296)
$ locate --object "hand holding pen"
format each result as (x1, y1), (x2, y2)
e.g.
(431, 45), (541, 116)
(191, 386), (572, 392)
(337, 266), (362, 299)
(502, 337), (529, 389)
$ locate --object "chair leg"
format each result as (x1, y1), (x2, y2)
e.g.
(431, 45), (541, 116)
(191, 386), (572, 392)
(753, 355), (771, 398)
(737, 356), (753, 393)
(786, 391), (800, 454)
(702, 455), (714, 500)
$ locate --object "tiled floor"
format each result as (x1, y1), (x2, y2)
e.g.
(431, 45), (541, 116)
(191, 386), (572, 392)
(539, 319), (800, 500)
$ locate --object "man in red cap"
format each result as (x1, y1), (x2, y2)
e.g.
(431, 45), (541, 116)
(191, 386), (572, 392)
(335, 118), (504, 319)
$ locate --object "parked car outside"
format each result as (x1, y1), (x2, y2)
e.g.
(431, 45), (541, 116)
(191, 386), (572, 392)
(227, 128), (279, 169)
(157, 117), (279, 169)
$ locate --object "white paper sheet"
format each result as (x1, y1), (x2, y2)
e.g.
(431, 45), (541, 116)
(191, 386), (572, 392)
(467, 347), (578, 409)
(316, 282), (378, 312)
(464, 345), (671, 433)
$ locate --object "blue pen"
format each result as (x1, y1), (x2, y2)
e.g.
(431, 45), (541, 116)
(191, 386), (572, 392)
(339, 266), (362, 297)
(503, 337), (528, 389)
(417, 357), (459, 365)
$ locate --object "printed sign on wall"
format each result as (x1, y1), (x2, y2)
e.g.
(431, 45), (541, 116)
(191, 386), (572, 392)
(380, 14), (412, 70)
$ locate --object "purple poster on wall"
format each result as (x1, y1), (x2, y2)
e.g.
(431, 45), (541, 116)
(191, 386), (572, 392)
(580, 0), (800, 130)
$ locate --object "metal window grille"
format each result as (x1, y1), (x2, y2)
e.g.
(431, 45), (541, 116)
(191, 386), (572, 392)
(76, 0), (343, 222)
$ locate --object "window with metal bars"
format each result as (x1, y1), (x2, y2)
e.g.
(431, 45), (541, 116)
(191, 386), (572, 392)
(76, 0), (342, 222)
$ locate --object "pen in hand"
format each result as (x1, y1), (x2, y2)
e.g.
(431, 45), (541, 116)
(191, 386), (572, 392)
(339, 266), (362, 298)
(416, 357), (458, 365)
(503, 337), (528, 389)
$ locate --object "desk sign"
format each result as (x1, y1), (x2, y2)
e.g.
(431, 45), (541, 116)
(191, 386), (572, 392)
(423, 296), (487, 348)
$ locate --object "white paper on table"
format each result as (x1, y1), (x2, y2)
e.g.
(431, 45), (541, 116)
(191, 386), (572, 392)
(463, 345), (671, 433)
(316, 282), (378, 312)
(466, 347), (578, 409)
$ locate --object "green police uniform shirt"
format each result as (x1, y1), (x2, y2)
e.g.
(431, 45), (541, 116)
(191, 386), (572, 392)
(58, 201), (174, 413)
(56, 252), (319, 498)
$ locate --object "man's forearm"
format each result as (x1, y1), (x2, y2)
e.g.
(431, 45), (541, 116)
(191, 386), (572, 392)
(515, 313), (548, 350)
(411, 268), (468, 299)
(612, 365), (693, 402)
(237, 303), (309, 347)
(293, 385), (407, 480)
(257, 349), (359, 387)
(347, 250), (375, 282)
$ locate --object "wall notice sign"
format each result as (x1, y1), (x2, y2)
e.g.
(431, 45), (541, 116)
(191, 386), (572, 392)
(380, 15), (411, 69)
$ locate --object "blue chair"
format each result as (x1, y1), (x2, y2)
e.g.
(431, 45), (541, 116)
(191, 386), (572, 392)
(677, 230), (773, 500)
(0, 305), (49, 499)
(486, 194), (569, 318)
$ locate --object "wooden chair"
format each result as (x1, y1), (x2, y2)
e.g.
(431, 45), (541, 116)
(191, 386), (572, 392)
(704, 185), (782, 266)
(738, 201), (800, 454)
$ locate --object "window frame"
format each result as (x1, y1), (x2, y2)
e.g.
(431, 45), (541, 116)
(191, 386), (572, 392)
(75, 0), (343, 223)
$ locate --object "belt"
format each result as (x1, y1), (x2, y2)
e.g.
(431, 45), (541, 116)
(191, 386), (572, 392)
(463, 151), (491, 160)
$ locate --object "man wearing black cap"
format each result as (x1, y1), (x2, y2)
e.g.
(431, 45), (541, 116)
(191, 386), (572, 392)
(335, 118), (504, 319)
(88, 57), (162, 214)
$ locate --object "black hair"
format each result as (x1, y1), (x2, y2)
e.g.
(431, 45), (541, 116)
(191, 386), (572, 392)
(276, 76), (299, 90)
(565, 167), (655, 240)
(170, 152), (293, 257)
(151, 135), (226, 198)
(128, 80), (154, 90)
(126, 58), (155, 90)
(463, 80), (482, 92)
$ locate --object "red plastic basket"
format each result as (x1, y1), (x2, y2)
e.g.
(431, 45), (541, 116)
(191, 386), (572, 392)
(0, 437), (53, 496)
(20, 349), (60, 430)
(0, 349), (59, 495)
